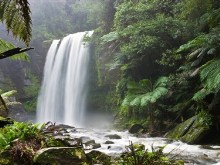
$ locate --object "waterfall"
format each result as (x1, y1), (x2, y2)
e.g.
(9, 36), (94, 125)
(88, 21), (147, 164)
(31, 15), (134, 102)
(37, 31), (93, 126)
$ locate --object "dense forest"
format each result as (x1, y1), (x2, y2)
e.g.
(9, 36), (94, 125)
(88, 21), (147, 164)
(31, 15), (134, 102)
(0, 0), (220, 164)
(92, 0), (220, 136)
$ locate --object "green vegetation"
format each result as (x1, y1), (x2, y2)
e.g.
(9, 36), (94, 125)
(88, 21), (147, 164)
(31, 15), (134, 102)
(114, 143), (183, 165)
(92, 0), (220, 133)
(23, 71), (40, 112)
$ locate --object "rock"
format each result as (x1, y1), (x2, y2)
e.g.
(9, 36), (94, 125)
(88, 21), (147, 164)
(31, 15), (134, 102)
(80, 136), (91, 143)
(84, 140), (96, 146)
(7, 103), (28, 122)
(92, 143), (101, 149)
(104, 140), (114, 144)
(34, 147), (86, 165)
(84, 140), (101, 149)
(129, 124), (145, 134)
(86, 150), (111, 165)
(165, 115), (213, 144)
(0, 116), (13, 128)
(105, 134), (121, 139)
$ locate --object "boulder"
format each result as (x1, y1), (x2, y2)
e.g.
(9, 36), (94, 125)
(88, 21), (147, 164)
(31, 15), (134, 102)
(86, 150), (111, 165)
(80, 136), (91, 143)
(7, 103), (28, 122)
(165, 115), (213, 144)
(104, 140), (114, 144)
(34, 147), (86, 165)
(129, 124), (145, 134)
(105, 134), (121, 139)
(84, 140), (101, 149)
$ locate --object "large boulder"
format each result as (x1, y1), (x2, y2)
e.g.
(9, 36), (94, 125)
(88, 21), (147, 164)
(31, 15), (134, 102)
(34, 147), (86, 165)
(129, 124), (145, 134)
(86, 150), (111, 165)
(165, 115), (214, 144)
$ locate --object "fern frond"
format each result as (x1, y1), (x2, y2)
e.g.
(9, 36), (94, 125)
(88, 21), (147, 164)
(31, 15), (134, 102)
(193, 89), (212, 101)
(200, 59), (220, 92)
(177, 35), (206, 53)
(150, 87), (168, 103)
(0, 39), (30, 61)
(0, 0), (32, 45)
(153, 76), (169, 88)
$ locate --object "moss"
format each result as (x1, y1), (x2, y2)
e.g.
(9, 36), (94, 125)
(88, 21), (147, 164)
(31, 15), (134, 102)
(165, 116), (196, 139)
(165, 114), (214, 144)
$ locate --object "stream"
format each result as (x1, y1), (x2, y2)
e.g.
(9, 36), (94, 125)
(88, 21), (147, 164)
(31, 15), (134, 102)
(68, 128), (220, 165)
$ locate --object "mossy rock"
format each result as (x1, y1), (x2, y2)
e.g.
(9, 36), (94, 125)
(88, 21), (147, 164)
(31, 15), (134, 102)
(34, 147), (87, 165)
(165, 116), (196, 139)
(165, 115), (213, 144)
(86, 150), (111, 165)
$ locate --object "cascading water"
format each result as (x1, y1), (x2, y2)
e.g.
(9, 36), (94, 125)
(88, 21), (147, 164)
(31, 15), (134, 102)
(37, 31), (93, 126)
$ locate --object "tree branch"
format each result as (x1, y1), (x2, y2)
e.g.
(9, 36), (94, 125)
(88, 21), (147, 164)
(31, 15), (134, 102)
(0, 47), (34, 60)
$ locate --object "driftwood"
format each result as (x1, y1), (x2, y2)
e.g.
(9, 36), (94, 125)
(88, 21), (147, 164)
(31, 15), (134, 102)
(0, 47), (34, 60)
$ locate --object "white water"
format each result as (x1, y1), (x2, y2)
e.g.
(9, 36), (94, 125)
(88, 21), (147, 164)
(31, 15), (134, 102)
(37, 31), (93, 126)
(69, 128), (220, 165)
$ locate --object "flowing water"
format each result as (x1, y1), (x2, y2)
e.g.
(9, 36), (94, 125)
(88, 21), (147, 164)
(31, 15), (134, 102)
(69, 128), (220, 165)
(37, 31), (220, 164)
(37, 31), (93, 126)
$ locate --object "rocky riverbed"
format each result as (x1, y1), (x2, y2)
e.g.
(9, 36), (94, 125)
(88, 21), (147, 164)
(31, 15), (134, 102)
(49, 124), (220, 165)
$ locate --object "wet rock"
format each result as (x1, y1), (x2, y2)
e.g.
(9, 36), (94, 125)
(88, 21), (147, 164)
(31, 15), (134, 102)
(80, 136), (91, 143)
(7, 103), (27, 122)
(86, 150), (111, 165)
(104, 140), (114, 144)
(34, 147), (86, 165)
(129, 124), (145, 134)
(165, 115), (213, 144)
(84, 140), (96, 146)
(105, 134), (121, 139)
(92, 143), (101, 149)
(84, 140), (101, 149)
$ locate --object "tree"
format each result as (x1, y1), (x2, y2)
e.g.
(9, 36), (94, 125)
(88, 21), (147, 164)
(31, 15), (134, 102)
(0, 0), (32, 113)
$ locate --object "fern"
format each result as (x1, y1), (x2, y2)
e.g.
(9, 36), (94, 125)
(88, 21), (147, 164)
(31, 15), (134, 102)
(0, 0), (32, 45)
(122, 77), (169, 108)
(200, 59), (220, 92)
(193, 59), (220, 101)
(0, 39), (30, 61)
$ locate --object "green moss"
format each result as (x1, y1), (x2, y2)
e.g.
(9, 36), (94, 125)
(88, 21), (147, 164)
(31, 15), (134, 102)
(165, 113), (214, 144)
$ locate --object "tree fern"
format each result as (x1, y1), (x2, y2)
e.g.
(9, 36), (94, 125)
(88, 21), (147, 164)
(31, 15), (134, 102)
(193, 59), (220, 101)
(122, 77), (169, 108)
(200, 59), (220, 92)
(0, 0), (32, 45)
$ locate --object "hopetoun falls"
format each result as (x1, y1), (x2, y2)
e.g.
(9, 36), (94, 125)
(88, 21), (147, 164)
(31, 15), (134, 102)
(0, 0), (220, 164)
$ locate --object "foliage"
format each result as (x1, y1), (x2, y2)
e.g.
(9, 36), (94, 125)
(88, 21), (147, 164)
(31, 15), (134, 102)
(0, 122), (43, 150)
(0, 0), (32, 45)
(122, 77), (169, 112)
(0, 39), (30, 61)
(114, 142), (183, 165)
(197, 111), (213, 127)
(23, 71), (40, 112)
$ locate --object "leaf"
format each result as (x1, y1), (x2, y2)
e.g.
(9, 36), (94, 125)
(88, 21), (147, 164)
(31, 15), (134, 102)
(0, 0), (32, 45)
(101, 31), (119, 44)
(0, 39), (30, 61)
